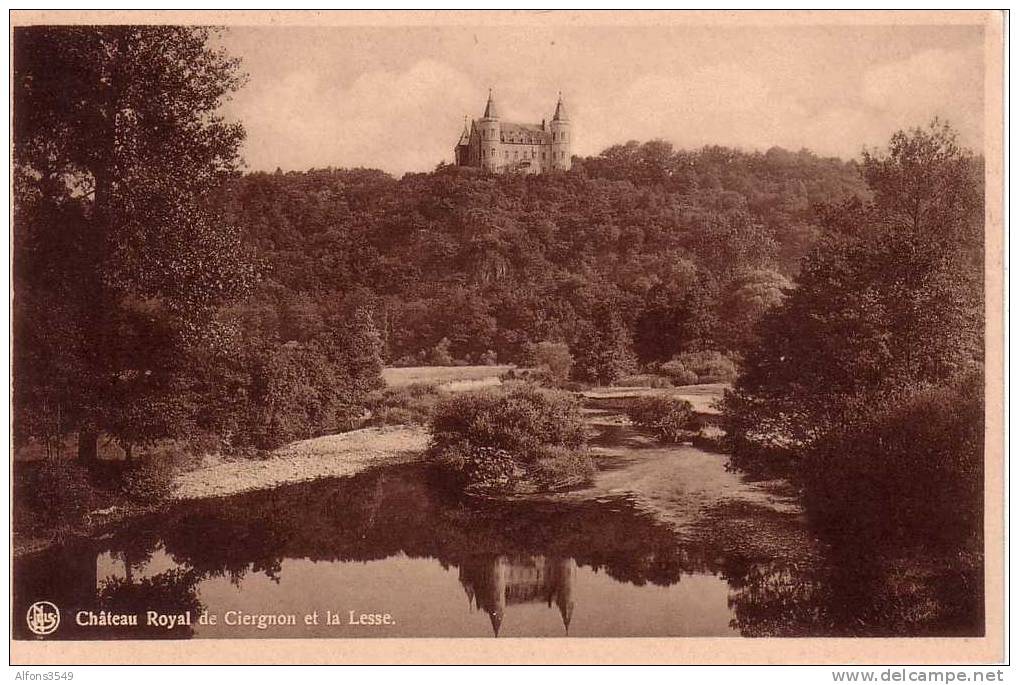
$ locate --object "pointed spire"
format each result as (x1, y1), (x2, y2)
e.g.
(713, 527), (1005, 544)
(483, 88), (498, 119)
(457, 114), (470, 145)
(489, 610), (503, 637)
(559, 599), (574, 634)
(553, 91), (567, 121)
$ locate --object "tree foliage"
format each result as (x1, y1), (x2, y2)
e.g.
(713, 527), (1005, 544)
(217, 142), (868, 375)
(722, 121), (984, 547)
(13, 27), (383, 459)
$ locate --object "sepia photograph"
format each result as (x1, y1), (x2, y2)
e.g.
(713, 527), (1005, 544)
(9, 9), (1005, 666)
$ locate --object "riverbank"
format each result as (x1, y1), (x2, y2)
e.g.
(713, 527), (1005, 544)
(173, 425), (428, 500)
(14, 379), (724, 558)
(13, 426), (429, 558)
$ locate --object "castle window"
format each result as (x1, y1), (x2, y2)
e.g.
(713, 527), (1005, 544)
(542, 152), (546, 159)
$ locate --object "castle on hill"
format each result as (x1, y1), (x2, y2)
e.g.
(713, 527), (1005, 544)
(453, 90), (572, 174)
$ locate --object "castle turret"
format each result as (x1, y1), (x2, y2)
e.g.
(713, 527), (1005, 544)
(454, 115), (471, 165)
(478, 89), (502, 172)
(550, 92), (571, 171)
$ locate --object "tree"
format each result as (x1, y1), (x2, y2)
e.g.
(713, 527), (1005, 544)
(14, 27), (254, 462)
(634, 275), (718, 363)
(573, 303), (638, 385)
(717, 269), (792, 353)
(724, 121), (983, 462)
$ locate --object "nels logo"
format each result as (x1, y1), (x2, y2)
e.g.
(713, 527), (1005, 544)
(26, 601), (60, 636)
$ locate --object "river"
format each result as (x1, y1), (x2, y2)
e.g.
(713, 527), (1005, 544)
(13, 396), (982, 639)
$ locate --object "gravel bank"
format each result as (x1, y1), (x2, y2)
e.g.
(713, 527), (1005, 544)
(172, 425), (429, 500)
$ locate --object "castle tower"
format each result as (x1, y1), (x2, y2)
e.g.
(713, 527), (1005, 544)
(454, 115), (470, 166)
(478, 89), (502, 172)
(550, 92), (571, 171)
(553, 558), (576, 634)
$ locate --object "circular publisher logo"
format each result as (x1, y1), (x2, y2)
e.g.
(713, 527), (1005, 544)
(26, 601), (60, 636)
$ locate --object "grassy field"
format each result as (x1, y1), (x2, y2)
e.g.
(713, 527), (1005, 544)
(382, 365), (513, 389)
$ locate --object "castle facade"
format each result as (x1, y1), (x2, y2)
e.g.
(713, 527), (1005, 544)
(453, 91), (571, 174)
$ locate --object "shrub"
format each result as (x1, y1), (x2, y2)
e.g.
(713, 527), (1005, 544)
(498, 367), (554, 387)
(525, 341), (573, 383)
(626, 395), (700, 443)
(366, 383), (442, 426)
(661, 366), (699, 386)
(428, 337), (454, 366)
(118, 458), (176, 505)
(801, 375), (983, 549)
(480, 350), (499, 366)
(613, 373), (673, 388)
(661, 351), (738, 385)
(428, 384), (590, 492)
(19, 459), (95, 528)
(529, 446), (596, 489)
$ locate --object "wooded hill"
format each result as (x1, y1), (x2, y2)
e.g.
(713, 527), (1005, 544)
(220, 141), (870, 371)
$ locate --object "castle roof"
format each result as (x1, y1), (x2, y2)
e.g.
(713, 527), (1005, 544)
(499, 122), (552, 145)
(483, 90), (498, 119)
(553, 94), (568, 121)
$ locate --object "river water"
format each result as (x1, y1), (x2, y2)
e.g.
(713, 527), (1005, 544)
(13, 404), (983, 640)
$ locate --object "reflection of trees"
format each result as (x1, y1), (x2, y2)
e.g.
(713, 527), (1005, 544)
(152, 465), (719, 590)
(723, 550), (984, 637)
(97, 569), (203, 639)
(14, 463), (984, 639)
(12, 543), (203, 640)
(724, 560), (833, 637)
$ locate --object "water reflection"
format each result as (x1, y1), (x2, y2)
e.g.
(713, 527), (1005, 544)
(13, 463), (982, 640)
(459, 556), (576, 635)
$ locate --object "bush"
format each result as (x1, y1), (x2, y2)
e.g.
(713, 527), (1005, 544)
(801, 375), (983, 549)
(525, 341), (573, 383)
(661, 351), (738, 385)
(428, 337), (454, 366)
(529, 446), (596, 489)
(19, 459), (95, 528)
(613, 373), (673, 388)
(366, 383), (442, 426)
(626, 395), (700, 443)
(118, 458), (176, 505)
(498, 367), (555, 387)
(428, 384), (591, 492)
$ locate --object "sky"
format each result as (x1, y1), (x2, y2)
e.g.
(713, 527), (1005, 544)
(215, 22), (986, 176)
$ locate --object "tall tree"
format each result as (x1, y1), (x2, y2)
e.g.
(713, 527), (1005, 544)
(14, 27), (255, 461)
(724, 121), (983, 458)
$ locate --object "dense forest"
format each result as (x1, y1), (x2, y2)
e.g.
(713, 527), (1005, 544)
(218, 142), (869, 372)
